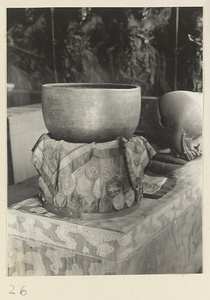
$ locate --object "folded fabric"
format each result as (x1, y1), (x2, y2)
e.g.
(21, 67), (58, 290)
(121, 135), (156, 190)
(146, 160), (182, 175)
(146, 152), (189, 176)
(143, 174), (177, 199)
(31, 134), (156, 218)
(151, 153), (188, 165)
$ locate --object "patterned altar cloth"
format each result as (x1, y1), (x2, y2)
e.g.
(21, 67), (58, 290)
(7, 158), (202, 275)
(31, 133), (156, 217)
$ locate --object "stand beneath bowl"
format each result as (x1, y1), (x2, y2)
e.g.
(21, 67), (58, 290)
(32, 133), (156, 219)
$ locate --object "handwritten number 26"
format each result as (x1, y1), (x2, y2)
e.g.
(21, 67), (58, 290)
(9, 285), (27, 296)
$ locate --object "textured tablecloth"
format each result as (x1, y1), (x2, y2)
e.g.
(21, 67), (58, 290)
(7, 158), (202, 275)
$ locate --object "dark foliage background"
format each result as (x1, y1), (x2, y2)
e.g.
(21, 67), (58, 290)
(7, 7), (203, 96)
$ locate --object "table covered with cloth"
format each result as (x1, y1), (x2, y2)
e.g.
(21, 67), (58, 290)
(7, 156), (202, 276)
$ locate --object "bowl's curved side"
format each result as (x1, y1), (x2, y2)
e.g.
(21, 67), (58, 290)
(42, 84), (141, 143)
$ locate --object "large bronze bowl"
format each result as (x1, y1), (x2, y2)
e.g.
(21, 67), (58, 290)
(42, 83), (141, 143)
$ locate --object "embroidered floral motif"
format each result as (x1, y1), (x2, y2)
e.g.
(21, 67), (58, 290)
(8, 250), (46, 276)
(55, 226), (77, 250)
(29, 207), (47, 214)
(40, 219), (51, 230)
(25, 239), (43, 247)
(45, 249), (75, 275)
(7, 214), (17, 225)
(120, 247), (136, 260)
(96, 243), (114, 258)
(66, 190), (82, 211)
(116, 233), (132, 246)
(59, 172), (76, 196)
(11, 198), (38, 210)
(8, 237), (21, 249)
(74, 165), (85, 179)
(65, 264), (83, 275)
(77, 228), (103, 246)
(112, 192), (125, 210)
(85, 156), (100, 181)
(39, 177), (53, 204)
(76, 173), (94, 197)
(93, 178), (102, 199)
(100, 168), (112, 182)
(22, 218), (35, 230)
(53, 192), (67, 208)
(106, 177), (121, 198)
(88, 261), (116, 275)
(125, 188), (135, 208)
(99, 196), (111, 213)
(83, 246), (90, 254)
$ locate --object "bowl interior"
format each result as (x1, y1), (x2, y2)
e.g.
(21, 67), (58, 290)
(42, 83), (139, 90)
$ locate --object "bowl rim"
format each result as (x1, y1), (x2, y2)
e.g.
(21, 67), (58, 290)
(42, 82), (141, 91)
